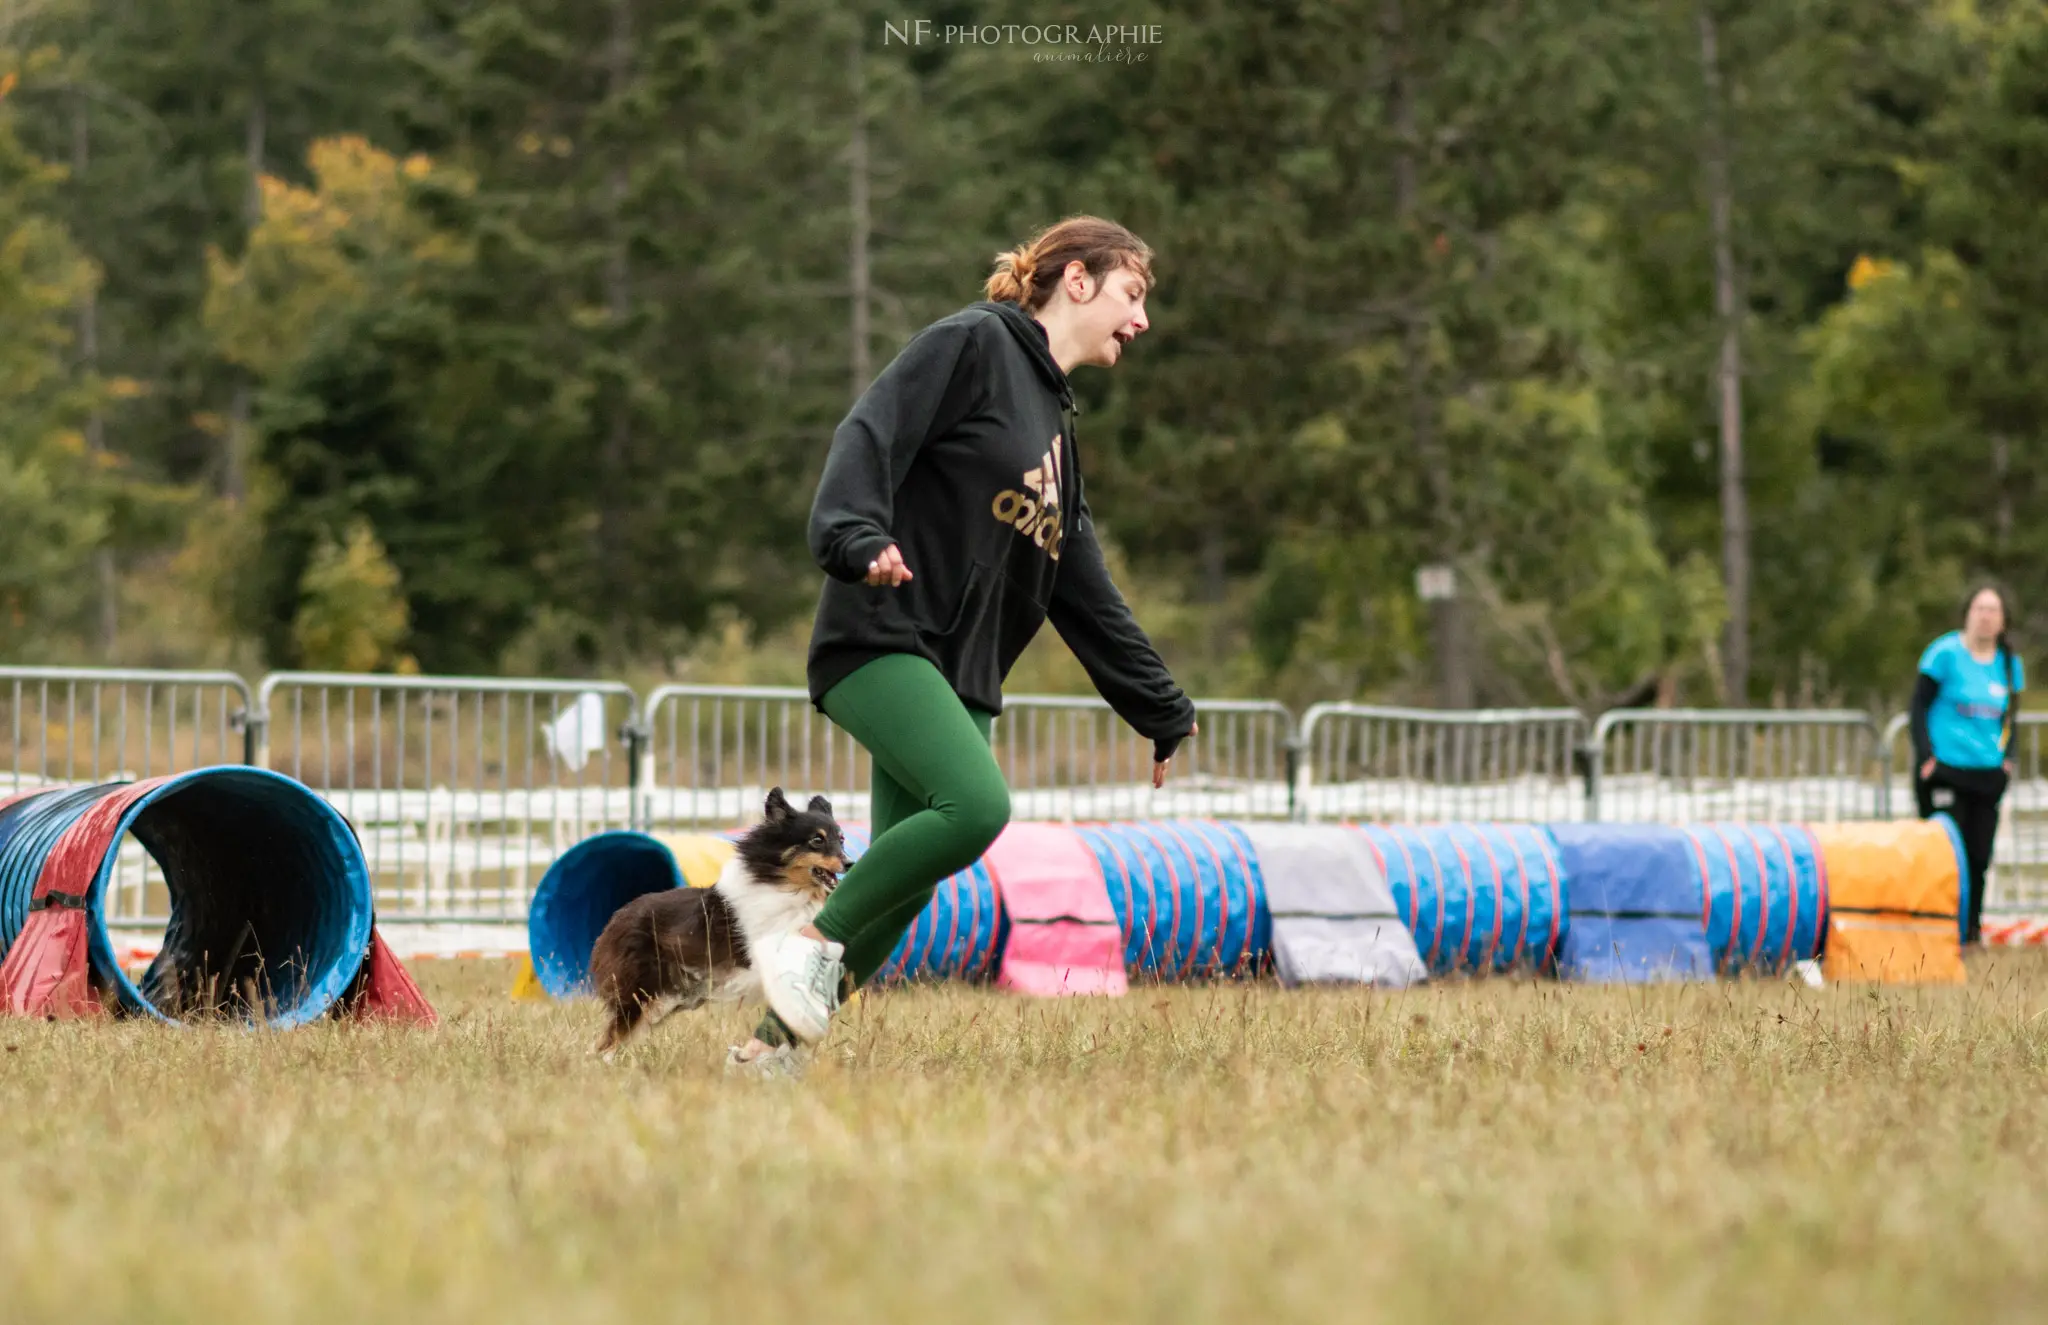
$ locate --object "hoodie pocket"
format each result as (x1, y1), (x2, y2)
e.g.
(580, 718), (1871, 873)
(929, 560), (987, 641)
(924, 559), (1008, 699)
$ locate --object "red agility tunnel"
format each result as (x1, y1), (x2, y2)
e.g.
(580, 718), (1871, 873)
(0, 767), (432, 1027)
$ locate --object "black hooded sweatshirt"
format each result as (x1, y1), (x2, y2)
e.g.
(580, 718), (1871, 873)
(806, 299), (1196, 762)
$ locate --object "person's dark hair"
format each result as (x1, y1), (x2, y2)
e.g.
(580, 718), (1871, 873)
(984, 216), (1154, 312)
(1961, 582), (2016, 657)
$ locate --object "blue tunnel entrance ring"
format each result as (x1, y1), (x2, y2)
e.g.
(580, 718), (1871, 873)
(0, 769), (375, 1028)
(100, 768), (374, 1028)
(528, 831), (685, 998)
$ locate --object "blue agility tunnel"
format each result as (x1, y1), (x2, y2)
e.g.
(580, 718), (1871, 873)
(0, 769), (375, 1028)
(1353, 824), (1448, 968)
(1350, 823), (1563, 976)
(1678, 824), (1825, 975)
(1077, 820), (1265, 977)
(1548, 824), (1712, 983)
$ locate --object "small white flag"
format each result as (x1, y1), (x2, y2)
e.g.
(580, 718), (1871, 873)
(543, 692), (609, 772)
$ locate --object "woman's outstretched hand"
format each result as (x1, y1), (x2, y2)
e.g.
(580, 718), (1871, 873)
(1153, 721), (1198, 789)
(1921, 757), (1936, 781)
(866, 544), (913, 587)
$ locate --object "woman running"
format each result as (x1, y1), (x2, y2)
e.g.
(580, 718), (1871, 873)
(732, 216), (1199, 1073)
(1912, 584), (2025, 946)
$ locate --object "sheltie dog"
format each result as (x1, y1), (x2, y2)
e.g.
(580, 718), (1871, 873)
(590, 787), (847, 1058)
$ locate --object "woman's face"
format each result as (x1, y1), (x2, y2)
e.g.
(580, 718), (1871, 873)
(1966, 589), (2006, 642)
(1062, 261), (1150, 368)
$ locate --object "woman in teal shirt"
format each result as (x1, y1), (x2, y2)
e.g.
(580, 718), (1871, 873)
(1911, 585), (2024, 944)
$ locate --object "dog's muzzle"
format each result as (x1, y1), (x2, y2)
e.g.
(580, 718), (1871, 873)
(812, 857), (853, 890)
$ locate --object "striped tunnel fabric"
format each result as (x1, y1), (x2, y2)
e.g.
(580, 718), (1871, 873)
(1076, 821), (1265, 977)
(1678, 824), (1827, 975)
(1349, 824), (1565, 976)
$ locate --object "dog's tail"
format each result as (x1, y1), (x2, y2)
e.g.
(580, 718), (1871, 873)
(594, 1000), (641, 1058)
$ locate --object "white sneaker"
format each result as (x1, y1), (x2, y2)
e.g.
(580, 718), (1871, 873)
(758, 932), (845, 1044)
(724, 1042), (806, 1080)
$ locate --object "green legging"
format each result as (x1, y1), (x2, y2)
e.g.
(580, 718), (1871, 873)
(753, 653), (1009, 1045)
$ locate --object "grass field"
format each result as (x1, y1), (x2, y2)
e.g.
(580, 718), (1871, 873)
(4, 955), (2048, 1324)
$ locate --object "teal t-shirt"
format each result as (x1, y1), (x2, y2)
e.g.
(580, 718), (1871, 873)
(1919, 631), (2025, 769)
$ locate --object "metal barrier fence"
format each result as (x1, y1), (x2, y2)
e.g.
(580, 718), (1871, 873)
(1880, 711), (2048, 913)
(254, 673), (641, 924)
(1294, 705), (1587, 823)
(638, 687), (1299, 830)
(1587, 709), (1882, 824)
(0, 667), (254, 926)
(1878, 713), (1911, 824)
(15, 662), (2048, 924)
(997, 696), (1296, 821)
(639, 684), (868, 831)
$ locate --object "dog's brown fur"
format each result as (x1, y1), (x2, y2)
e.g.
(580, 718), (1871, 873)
(588, 787), (846, 1058)
(589, 887), (747, 1055)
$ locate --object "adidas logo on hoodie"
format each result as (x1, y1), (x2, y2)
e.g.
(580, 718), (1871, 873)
(990, 438), (1065, 558)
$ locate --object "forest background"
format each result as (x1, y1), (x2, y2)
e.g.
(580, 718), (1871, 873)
(1, 0), (2042, 716)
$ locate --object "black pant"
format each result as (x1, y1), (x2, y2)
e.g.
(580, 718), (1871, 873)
(1916, 763), (2007, 944)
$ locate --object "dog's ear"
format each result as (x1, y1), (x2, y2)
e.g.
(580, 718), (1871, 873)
(763, 786), (793, 822)
(807, 794), (833, 818)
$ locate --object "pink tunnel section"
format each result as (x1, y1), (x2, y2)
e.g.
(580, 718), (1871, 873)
(986, 822), (1127, 998)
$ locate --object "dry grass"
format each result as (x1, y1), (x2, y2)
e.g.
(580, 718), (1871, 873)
(4, 954), (2048, 1324)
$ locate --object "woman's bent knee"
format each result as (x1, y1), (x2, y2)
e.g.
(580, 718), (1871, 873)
(948, 780), (1011, 855)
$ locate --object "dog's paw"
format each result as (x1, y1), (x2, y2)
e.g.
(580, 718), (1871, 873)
(724, 1041), (806, 1081)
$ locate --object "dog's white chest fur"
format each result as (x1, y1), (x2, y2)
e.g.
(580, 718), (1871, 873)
(710, 860), (830, 1003)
